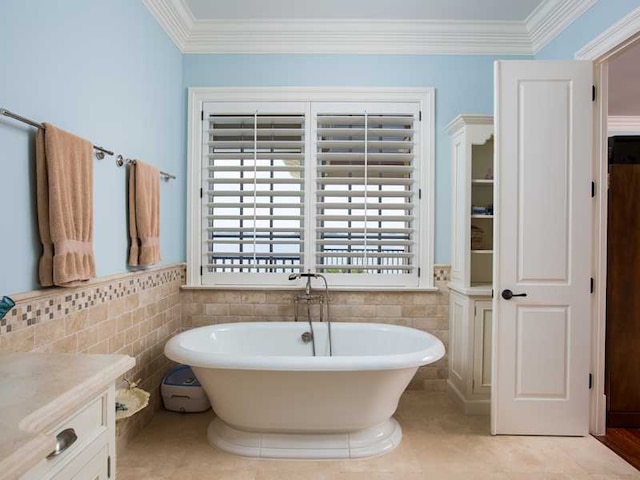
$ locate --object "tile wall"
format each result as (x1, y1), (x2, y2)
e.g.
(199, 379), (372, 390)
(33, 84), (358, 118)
(0, 264), (185, 451)
(181, 265), (451, 391)
(0, 264), (450, 449)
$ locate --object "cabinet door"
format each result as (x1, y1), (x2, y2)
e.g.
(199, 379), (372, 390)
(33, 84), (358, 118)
(449, 291), (469, 390)
(473, 301), (492, 395)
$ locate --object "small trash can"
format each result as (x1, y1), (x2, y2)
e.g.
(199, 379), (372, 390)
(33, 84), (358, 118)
(161, 365), (211, 413)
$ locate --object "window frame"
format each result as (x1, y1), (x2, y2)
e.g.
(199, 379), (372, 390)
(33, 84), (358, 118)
(187, 87), (435, 290)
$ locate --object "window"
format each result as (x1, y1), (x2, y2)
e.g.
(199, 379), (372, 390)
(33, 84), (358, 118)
(188, 89), (434, 289)
(314, 107), (416, 278)
(202, 103), (306, 281)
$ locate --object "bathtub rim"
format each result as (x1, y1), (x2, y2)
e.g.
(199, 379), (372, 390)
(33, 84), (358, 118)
(164, 321), (445, 372)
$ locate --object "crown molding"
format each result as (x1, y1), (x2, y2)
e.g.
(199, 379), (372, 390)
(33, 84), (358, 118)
(526, 0), (596, 53)
(576, 6), (640, 60)
(608, 116), (640, 133)
(141, 0), (193, 50)
(185, 19), (530, 55)
(142, 0), (595, 55)
(446, 114), (493, 135)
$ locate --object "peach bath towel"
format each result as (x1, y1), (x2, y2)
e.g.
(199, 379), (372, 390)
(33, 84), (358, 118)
(128, 160), (161, 266)
(35, 123), (96, 287)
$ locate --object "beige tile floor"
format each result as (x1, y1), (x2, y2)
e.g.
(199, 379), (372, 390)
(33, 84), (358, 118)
(118, 392), (640, 480)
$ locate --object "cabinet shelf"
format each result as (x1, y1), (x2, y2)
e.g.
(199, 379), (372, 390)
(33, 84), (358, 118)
(472, 179), (494, 185)
(451, 115), (495, 289)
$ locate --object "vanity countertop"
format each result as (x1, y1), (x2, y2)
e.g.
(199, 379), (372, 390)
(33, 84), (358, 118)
(0, 352), (135, 480)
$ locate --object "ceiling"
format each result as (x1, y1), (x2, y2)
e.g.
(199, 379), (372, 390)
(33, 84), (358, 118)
(185, 0), (543, 22)
(609, 41), (640, 117)
(142, 0), (597, 54)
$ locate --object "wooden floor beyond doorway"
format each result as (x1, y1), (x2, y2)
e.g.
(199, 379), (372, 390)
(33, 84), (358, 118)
(594, 428), (640, 471)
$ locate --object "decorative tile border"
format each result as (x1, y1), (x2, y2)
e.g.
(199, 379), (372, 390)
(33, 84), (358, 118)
(1, 267), (185, 336)
(433, 264), (451, 282)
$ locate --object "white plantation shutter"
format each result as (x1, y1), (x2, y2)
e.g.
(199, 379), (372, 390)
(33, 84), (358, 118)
(314, 105), (419, 281)
(202, 103), (307, 279)
(192, 94), (431, 288)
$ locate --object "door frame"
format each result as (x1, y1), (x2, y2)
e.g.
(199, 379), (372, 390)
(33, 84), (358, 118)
(575, 6), (640, 436)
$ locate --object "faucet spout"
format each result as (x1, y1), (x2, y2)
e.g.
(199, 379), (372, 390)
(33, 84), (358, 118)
(288, 272), (319, 296)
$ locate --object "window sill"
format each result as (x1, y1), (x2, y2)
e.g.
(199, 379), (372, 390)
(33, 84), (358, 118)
(181, 284), (439, 293)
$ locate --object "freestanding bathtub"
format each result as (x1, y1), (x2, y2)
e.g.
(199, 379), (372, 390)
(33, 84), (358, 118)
(164, 321), (445, 459)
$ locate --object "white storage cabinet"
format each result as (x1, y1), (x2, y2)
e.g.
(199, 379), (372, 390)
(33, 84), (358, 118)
(446, 114), (494, 415)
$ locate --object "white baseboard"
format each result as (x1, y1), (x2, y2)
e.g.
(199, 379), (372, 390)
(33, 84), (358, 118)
(447, 380), (490, 416)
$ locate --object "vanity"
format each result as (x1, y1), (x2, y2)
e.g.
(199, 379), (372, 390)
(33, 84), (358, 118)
(0, 353), (134, 480)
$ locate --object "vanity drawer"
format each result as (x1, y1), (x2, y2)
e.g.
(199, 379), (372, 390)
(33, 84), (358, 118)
(53, 442), (109, 480)
(21, 391), (107, 480)
(69, 444), (109, 480)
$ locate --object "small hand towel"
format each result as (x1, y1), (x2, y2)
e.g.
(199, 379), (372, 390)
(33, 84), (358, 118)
(35, 123), (96, 287)
(128, 160), (161, 266)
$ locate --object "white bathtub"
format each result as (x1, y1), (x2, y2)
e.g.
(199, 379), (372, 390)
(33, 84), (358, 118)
(164, 321), (445, 459)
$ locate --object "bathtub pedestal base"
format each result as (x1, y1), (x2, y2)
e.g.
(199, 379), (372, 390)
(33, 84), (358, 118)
(207, 417), (402, 459)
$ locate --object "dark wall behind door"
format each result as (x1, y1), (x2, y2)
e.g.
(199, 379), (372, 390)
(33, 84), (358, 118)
(606, 163), (640, 427)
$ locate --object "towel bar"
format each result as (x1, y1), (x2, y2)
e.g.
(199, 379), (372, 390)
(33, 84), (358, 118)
(116, 155), (176, 181)
(0, 108), (113, 158)
(0, 107), (176, 180)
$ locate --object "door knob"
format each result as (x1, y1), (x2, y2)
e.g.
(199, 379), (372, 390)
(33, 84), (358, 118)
(501, 289), (527, 300)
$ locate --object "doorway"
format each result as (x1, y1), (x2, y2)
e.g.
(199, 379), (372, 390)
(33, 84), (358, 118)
(593, 38), (640, 470)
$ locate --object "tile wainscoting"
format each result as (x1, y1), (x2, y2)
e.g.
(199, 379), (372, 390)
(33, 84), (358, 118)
(181, 265), (451, 391)
(0, 264), (186, 452)
(0, 264), (450, 450)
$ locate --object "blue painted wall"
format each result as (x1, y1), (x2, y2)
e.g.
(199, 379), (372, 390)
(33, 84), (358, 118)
(7, 0), (635, 293)
(0, 0), (185, 295)
(537, 0), (640, 59)
(183, 54), (530, 264)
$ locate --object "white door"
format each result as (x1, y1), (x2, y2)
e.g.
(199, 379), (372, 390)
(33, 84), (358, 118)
(493, 60), (593, 435)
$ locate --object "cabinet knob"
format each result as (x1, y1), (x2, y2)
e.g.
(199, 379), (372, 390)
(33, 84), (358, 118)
(501, 289), (527, 300)
(47, 428), (77, 458)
